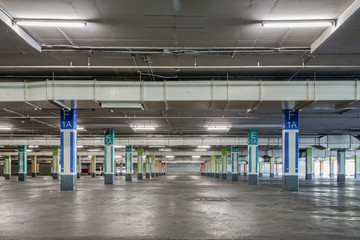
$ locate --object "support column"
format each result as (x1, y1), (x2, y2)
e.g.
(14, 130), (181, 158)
(31, 156), (37, 177)
(210, 156), (215, 177)
(137, 147), (144, 179)
(355, 154), (360, 179)
(312, 160), (315, 178)
(4, 156), (11, 179)
(248, 129), (259, 185)
(52, 147), (60, 179)
(215, 156), (220, 178)
(119, 162), (123, 176)
(91, 156), (96, 177)
(151, 155), (155, 177)
(276, 163), (279, 176)
(77, 156), (81, 178)
(270, 157), (275, 178)
(337, 149), (346, 182)
(164, 163), (167, 175)
(282, 109), (299, 191)
(320, 160), (324, 177)
(244, 163), (248, 176)
(104, 129), (115, 184)
(305, 148), (313, 180)
(155, 159), (159, 176)
(18, 146), (27, 181)
(259, 161), (263, 177)
(231, 146), (239, 181)
(60, 109), (77, 191)
(329, 155), (335, 179)
(125, 145), (133, 181)
(145, 155), (151, 178)
(221, 147), (228, 179)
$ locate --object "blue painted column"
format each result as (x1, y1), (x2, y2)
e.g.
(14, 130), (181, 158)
(145, 155), (151, 178)
(104, 129), (115, 184)
(231, 146), (239, 181)
(329, 155), (335, 179)
(282, 109), (299, 191)
(52, 147), (60, 179)
(355, 154), (360, 179)
(305, 148), (313, 180)
(60, 109), (77, 191)
(270, 157), (275, 178)
(18, 146), (27, 181)
(4, 156), (11, 179)
(215, 156), (221, 178)
(337, 149), (346, 182)
(137, 146), (144, 180)
(221, 147), (228, 179)
(125, 145), (133, 181)
(248, 129), (258, 185)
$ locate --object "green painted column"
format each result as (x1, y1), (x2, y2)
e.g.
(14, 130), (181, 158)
(77, 156), (81, 178)
(52, 147), (60, 179)
(137, 146), (144, 180)
(4, 155), (11, 179)
(125, 145), (133, 181)
(151, 155), (156, 177)
(210, 156), (215, 177)
(231, 146), (239, 181)
(104, 129), (115, 184)
(215, 155), (221, 178)
(18, 146), (27, 181)
(145, 155), (151, 178)
(305, 148), (313, 180)
(355, 155), (360, 179)
(221, 147), (228, 180)
(248, 129), (258, 185)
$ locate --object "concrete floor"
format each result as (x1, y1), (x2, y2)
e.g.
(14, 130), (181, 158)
(0, 174), (360, 240)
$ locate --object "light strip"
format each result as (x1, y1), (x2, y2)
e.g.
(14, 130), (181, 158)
(114, 145), (125, 148)
(192, 156), (201, 159)
(0, 127), (11, 130)
(207, 127), (230, 131)
(198, 146), (211, 149)
(262, 20), (334, 28)
(165, 156), (174, 158)
(16, 20), (87, 27)
(133, 127), (155, 131)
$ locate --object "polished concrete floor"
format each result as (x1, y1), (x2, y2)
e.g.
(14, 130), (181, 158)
(0, 174), (360, 240)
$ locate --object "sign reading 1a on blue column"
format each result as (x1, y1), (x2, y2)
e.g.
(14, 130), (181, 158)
(282, 109), (299, 130)
(60, 109), (77, 130)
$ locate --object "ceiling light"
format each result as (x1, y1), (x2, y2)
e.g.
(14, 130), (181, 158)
(114, 145), (125, 148)
(77, 146), (83, 148)
(149, 145), (165, 148)
(262, 20), (334, 28)
(88, 149), (101, 152)
(159, 148), (172, 152)
(16, 20), (87, 27)
(207, 126), (230, 131)
(165, 156), (174, 158)
(198, 146), (211, 149)
(101, 102), (143, 110)
(192, 156), (201, 159)
(114, 155), (122, 158)
(27, 149), (32, 152)
(0, 127), (11, 130)
(132, 127), (155, 131)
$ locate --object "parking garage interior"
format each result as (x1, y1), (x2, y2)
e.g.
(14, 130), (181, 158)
(1, 0), (360, 239)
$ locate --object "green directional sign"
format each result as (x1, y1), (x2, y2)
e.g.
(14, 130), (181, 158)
(104, 129), (115, 145)
(248, 129), (258, 145)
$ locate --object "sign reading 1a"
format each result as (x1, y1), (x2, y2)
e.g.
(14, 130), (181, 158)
(282, 109), (299, 130)
(104, 129), (115, 145)
(60, 109), (77, 130)
(248, 129), (258, 145)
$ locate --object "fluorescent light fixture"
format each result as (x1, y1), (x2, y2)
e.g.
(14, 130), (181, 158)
(198, 146), (211, 149)
(114, 155), (122, 158)
(27, 149), (32, 152)
(0, 127), (11, 130)
(159, 148), (172, 152)
(149, 145), (165, 148)
(101, 102), (144, 110)
(262, 20), (334, 28)
(77, 127), (85, 130)
(207, 126), (230, 131)
(88, 149), (101, 152)
(77, 146), (83, 148)
(16, 20), (87, 27)
(114, 145), (125, 148)
(165, 156), (174, 158)
(192, 156), (201, 159)
(132, 127), (155, 131)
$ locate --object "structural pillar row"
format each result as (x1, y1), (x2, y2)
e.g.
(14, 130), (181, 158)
(91, 156), (96, 177)
(248, 129), (258, 185)
(337, 149), (346, 182)
(60, 108), (77, 191)
(210, 156), (215, 177)
(104, 129), (115, 184)
(221, 147), (228, 179)
(52, 147), (60, 179)
(270, 157), (275, 178)
(137, 147), (143, 180)
(77, 156), (81, 178)
(282, 109), (299, 191)
(31, 155), (37, 177)
(259, 161), (263, 177)
(151, 155), (156, 177)
(305, 148), (313, 180)
(215, 156), (221, 178)
(329, 155), (335, 179)
(18, 146), (27, 181)
(320, 160), (324, 177)
(355, 154), (360, 179)
(145, 155), (151, 178)
(4, 155), (11, 179)
(125, 145), (133, 181)
(231, 146), (239, 181)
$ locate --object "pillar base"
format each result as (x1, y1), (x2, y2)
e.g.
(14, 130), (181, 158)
(119, 172), (123, 176)
(125, 173), (132, 181)
(60, 174), (77, 191)
(244, 173), (247, 176)
(146, 173), (150, 178)
(355, 173), (360, 179)
(282, 175), (299, 191)
(210, 173), (215, 178)
(18, 173), (27, 181)
(91, 173), (96, 178)
(156, 173), (159, 177)
(259, 173), (263, 177)
(306, 173), (312, 180)
(164, 173), (166, 175)
(329, 173), (334, 179)
(206, 173), (210, 177)
(151, 173), (155, 177)
(104, 173), (115, 184)
(249, 174), (258, 185)
(270, 173), (275, 178)
(137, 173), (143, 180)
(312, 173), (315, 177)
(52, 173), (59, 179)
(221, 173), (227, 180)
(337, 174), (346, 182)
(215, 173), (220, 178)
(77, 173), (81, 178)
(320, 173), (324, 177)
(4, 174), (11, 179)
(232, 174), (239, 181)
(31, 173), (36, 177)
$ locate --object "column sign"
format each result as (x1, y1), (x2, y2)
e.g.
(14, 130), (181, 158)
(248, 129), (258, 145)
(282, 109), (299, 130)
(104, 129), (115, 145)
(60, 109), (77, 130)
